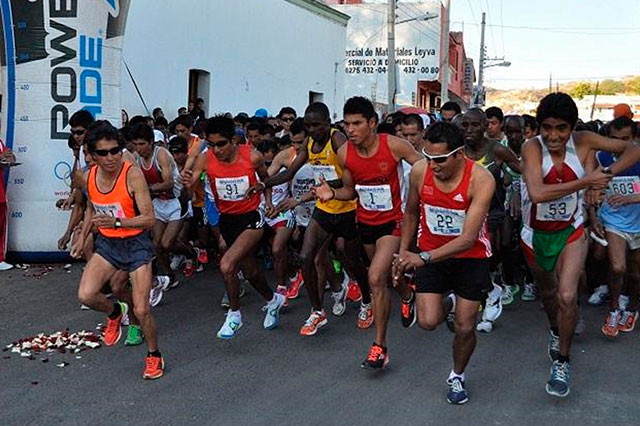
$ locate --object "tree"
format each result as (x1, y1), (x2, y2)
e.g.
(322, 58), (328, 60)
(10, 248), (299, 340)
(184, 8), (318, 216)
(625, 76), (640, 94)
(599, 79), (624, 95)
(570, 82), (593, 100)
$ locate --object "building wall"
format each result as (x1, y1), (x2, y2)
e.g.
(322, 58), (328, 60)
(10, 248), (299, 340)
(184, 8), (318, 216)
(120, 0), (347, 119)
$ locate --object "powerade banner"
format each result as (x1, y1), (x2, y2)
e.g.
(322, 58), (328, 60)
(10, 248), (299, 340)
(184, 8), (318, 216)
(1, 0), (129, 260)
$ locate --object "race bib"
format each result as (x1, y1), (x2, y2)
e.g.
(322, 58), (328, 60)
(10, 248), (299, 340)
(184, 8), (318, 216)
(425, 204), (466, 236)
(536, 193), (577, 222)
(311, 165), (338, 184)
(608, 176), (640, 196)
(215, 176), (250, 201)
(295, 202), (314, 223)
(355, 184), (393, 211)
(93, 202), (125, 218)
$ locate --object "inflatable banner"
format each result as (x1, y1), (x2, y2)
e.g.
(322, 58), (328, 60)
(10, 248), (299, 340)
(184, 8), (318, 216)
(1, 0), (129, 260)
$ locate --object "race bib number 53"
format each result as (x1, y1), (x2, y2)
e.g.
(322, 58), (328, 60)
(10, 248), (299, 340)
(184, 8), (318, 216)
(536, 193), (577, 222)
(215, 176), (250, 201)
(425, 204), (466, 236)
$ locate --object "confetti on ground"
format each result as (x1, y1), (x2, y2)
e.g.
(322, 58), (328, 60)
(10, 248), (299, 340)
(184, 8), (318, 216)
(4, 329), (102, 362)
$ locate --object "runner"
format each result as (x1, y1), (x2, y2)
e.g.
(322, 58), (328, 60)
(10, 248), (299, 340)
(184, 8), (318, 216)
(183, 115), (285, 339)
(314, 96), (422, 370)
(392, 121), (495, 404)
(248, 102), (372, 335)
(591, 116), (640, 337)
(440, 101), (461, 123)
(71, 120), (164, 379)
(132, 123), (182, 288)
(485, 106), (506, 143)
(520, 92), (640, 397)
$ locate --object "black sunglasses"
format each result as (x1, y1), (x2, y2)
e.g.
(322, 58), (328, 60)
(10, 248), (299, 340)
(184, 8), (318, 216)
(70, 129), (86, 136)
(93, 147), (122, 157)
(281, 117), (295, 122)
(207, 139), (230, 148)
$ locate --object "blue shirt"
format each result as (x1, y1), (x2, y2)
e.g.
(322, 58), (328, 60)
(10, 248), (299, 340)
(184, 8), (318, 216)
(597, 151), (640, 233)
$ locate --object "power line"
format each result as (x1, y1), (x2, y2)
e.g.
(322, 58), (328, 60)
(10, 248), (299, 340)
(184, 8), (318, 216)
(499, 0), (505, 58)
(451, 21), (640, 34)
(488, 75), (633, 81)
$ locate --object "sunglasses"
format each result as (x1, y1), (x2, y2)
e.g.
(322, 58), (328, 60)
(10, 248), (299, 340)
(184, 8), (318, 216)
(70, 129), (86, 136)
(281, 117), (295, 122)
(93, 147), (122, 157)
(421, 146), (463, 164)
(207, 139), (230, 148)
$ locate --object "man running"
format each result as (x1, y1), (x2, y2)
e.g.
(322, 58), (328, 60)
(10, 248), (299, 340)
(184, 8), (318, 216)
(520, 92), (640, 397)
(184, 115), (285, 339)
(71, 120), (164, 379)
(393, 121), (495, 404)
(314, 96), (422, 370)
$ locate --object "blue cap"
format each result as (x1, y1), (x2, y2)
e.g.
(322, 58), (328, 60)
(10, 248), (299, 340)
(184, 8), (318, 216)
(254, 108), (268, 118)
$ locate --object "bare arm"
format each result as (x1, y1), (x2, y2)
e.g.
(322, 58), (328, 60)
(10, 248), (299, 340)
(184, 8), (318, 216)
(183, 152), (207, 189)
(388, 135), (423, 165)
(399, 160), (426, 252)
(262, 144), (308, 188)
(252, 150), (272, 207)
(577, 130), (640, 175)
(267, 148), (291, 176)
(113, 167), (155, 230)
(149, 148), (174, 193)
(496, 144), (522, 174)
(315, 144), (356, 201)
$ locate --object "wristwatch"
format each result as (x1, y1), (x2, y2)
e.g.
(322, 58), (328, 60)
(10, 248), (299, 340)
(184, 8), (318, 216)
(602, 166), (613, 175)
(114, 218), (122, 229)
(419, 251), (431, 265)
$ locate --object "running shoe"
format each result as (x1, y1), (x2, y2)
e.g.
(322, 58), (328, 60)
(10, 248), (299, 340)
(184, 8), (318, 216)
(0, 261), (14, 271)
(149, 285), (164, 307)
(548, 330), (560, 361)
(196, 262), (204, 273)
(546, 360), (570, 397)
(602, 310), (620, 337)
(220, 281), (247, 308)
(574, 312), (586, 336)
(444, 293), (456, 333)
(103, 302), (128, 346)
(331, 277), (348, 316)
(217, 312), (243, 339)
(276, 284), (289, 307)
(360, 343), (388, 370)
(476, 320), (493, 333)
(618, 294), (630, 312)
(482, 284), (503, 322)
(197, 248), (209, 264)
(521, 282), (536, 301)
(121, 312), (130, 327)
(587, 285), (608, 306)
(446, 377), (469, 405)
(500, 285), (514, 306)
(332, 259), (342, 274)
(156, 275), (171, 291)
(300, 310), (327, 336)
(183, 260), (196, 278)
(287, 270), (304, 299)
(618, 310), (638, 332)
(357, 302), (373, 329)
(80, 304), (91, 310)
(401, 290), (416, 328)
(262, 293), (286, 330)
(142, 354), (165, 380)
(168, 277), (180, 290)
(124, 325), (144, 346)
(170, 254), (186, 271)
(346, 279), (362, 303)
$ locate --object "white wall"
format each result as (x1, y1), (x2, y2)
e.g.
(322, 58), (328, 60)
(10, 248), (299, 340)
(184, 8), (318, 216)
(121, 0), (347, 120)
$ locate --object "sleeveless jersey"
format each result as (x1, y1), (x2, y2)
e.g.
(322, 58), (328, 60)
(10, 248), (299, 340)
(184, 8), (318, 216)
(343, 133), (403, 225)
(87, 162), (142, 238)
(521, 134), (585, 232)
(188, 135), (206, 208)
(597, 151), (640, 233)
(138, 146), (180, 200)
(206, 144), (260, 215)
(307, 129), (356, 214)
(292, 160), (316, 228)
(417, 158), (491, 258)
(473, 140), (505, 213)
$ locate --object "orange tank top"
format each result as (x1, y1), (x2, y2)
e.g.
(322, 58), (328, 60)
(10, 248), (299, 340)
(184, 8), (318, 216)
(88, 163), (143, 238)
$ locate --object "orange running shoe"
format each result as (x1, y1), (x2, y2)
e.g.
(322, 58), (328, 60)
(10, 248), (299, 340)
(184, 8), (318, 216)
(618, 310), (638, 332)
(360, 343), (388, 370)
(602, 310), (620, 337)
(143, 354), (165, 379)
(346, 279), (362, 303)
(300, 310), (328, 336)
(287, 270), (304, 299)
(357, 302), (373, 329)
(102, 302), (128, 346)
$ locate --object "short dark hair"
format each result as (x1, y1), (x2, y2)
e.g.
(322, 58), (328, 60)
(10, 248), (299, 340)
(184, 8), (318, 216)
(522, 114), (538, 132)
(128, 115), (147, 128)
(425, 121), (464, 151)
(246, 122), (260, 133)
(69, 110), (95, 128)
(152, 107), (163, 116)
(205, 115), (235, 139)
(234, 114), (249, 125)
(608, 116), (638, 138)
(503, 114), (525, 129)
(440, 101), (461, 115)
(290, 117), (306, 136)
(536, 92), (579, 129)
(168, 136), (188, 154)
(343, 96), (376, 120)
(259, 123), (275, 137)
(485, 106), (504, 122)
(305, 102), (330, 122)
(174, 114), (194, 129)
(86, 120), (121, 152)
(257, 139), (279, 155)
(154, 116), (169, 127)
(402, 113), (424, 131)
(278, 107), (297, 118)
(377, 122), (396, 135)
(130, 123), (154, 143)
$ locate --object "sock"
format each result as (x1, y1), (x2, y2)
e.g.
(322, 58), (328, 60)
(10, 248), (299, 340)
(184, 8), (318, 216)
(557, 354), (570, 364)
(373, 342), (387, 350)
(550, 326), (559, 337)
(147, 350), (161, 358)
(448, 369), (465, 382)
(108, 302), (121, 319)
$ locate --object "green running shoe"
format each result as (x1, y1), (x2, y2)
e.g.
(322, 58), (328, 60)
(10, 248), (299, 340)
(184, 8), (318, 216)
(124, 325), (144, 346)
(332, 259), (342, 275)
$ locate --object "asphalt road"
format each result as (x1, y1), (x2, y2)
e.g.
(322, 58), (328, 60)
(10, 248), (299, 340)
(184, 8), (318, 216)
(1, 262), (638, 426)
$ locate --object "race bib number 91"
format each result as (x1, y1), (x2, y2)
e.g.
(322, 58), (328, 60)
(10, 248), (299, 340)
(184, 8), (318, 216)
(608, 176), (640, 196)
(536, 193), (577, 222)
(215, 176), (250, 201)
(93, 202), (125, 218)
(425, 204), (466, 236)
(355, 184), (392, 211)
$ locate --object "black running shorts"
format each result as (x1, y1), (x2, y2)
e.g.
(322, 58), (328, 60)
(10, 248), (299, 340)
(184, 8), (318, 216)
(219, 210), (265, 246)
(312, 208), (357, 241)
(415, 257), (492, 301)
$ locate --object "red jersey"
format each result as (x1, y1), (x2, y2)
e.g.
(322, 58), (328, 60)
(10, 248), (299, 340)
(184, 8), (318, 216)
(138, 147), (174, 200)
(206, 145), (260, 214)
(344, 134), (403, 225)
(417, 158), (491, 258)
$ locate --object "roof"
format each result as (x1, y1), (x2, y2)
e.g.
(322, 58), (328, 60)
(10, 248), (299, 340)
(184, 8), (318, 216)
(284, 0), (350, 26)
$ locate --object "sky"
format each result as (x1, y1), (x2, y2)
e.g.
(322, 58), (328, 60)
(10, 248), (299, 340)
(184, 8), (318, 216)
(446, 0), (640, 90)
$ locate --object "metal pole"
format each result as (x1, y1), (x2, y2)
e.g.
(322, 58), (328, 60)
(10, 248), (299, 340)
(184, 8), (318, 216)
(387, 0), (396, 113)
(440, 0), (451, 105)
(476, 12), (486, 107)
(590, 81), (600, 120)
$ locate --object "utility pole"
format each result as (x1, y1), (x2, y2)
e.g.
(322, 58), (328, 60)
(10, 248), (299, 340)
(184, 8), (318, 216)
(549, 72), (552, 93)
(474, 12), (486, 107)
(387, 0), (397, 113)
(590, 81), (600, 120)
(440, 0), (451, 105)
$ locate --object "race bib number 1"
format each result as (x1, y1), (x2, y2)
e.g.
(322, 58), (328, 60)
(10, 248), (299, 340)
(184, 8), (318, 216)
(536, 193), (577, 222)
(93, 202), (125, 218)
(215, 176), (250, 201)
(608, 176), (640, 196)
(355, 184), (393, 211)
(425, 205), (466, 236)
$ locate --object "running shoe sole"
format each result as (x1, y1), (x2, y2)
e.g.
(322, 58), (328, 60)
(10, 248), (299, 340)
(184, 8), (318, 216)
(447, 396), (469, 405)
(103, 303), (128, 346)
(300, 318), (328, 336)
(545, 383), (569, 398)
